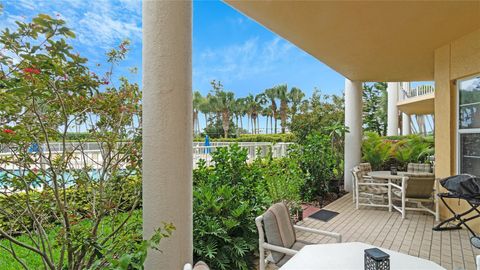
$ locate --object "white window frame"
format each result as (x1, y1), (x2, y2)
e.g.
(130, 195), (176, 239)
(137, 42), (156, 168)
(456, 74), (480, 174)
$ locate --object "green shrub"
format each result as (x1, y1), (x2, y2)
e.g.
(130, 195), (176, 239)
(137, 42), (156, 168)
(260, 157), (305, 209)
(193, 133), (295, 143)
(193, 145), (270, 270)
(289, 132), (338, 202)
(362, 132), (393, 170)
(362, 133), (434, 170)
(393, 135), (433, 170)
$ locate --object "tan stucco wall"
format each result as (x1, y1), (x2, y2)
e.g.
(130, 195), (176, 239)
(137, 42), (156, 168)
(434, 28), (480, 231)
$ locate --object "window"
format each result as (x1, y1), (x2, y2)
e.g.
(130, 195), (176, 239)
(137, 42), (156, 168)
(458, 74), (480, 176)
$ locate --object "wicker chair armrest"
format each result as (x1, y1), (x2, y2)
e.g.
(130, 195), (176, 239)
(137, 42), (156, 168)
(262, 243), (298, 256)
(294, 225), (342, 243)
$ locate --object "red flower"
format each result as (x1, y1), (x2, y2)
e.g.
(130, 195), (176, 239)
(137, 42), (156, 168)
(102, 80), (109, 85)
(3, 129), (15, 134)
(23, 67), (41, 74)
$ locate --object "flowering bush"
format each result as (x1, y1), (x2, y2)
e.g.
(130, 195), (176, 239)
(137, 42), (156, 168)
(0, 14), (166, 270)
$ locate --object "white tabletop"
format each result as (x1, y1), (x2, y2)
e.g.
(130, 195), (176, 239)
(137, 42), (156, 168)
(280, 242), (445, 270)
(368, 170), (407, 180)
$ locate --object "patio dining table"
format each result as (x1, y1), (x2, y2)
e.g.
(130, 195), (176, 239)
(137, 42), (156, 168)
(368, 170), (408, 180)
(279, 242), (445, 270)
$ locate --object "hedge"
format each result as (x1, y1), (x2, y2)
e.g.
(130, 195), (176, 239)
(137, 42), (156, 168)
(193, 133), (295, 143)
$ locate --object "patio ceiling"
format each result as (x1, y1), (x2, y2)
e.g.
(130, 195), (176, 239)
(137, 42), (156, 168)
(225, 1), (480, 82)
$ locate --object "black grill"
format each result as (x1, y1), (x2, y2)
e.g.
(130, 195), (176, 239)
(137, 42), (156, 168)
(433, 174), (480, 248)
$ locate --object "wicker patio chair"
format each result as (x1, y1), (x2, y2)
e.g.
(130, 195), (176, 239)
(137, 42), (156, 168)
(255, 202), (341, 270)
(407, 163), (433, 173)
(351, 163), (373, 202)
(390, 173), (439, 221)
(352, 165), (389, 210)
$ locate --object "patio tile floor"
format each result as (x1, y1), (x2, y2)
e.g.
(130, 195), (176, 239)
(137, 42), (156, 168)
(268, 194), (480, 270)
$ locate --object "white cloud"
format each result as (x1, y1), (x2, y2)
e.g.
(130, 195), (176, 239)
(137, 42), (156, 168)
(76, 11), (141, 48)
(194, 37), (296, 85)
(16, 0), (36, 11)
(1, 0), (141, 50)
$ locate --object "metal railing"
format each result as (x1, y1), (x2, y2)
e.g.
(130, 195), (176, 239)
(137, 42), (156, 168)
(403, 85), (435, 99)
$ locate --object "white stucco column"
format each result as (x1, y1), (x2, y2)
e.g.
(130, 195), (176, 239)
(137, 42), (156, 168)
(401, 82), (411, 135)
(143, 1), (192, 269)
(344, 79), (363, 192)
(387, 82), (399, 136)
(402, 113), (411, 135)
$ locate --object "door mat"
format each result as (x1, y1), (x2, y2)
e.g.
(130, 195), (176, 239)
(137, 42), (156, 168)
(309, 209), (339, 222)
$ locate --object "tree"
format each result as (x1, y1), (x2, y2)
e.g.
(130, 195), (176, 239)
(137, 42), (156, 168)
(363, 82), (387, 136)
(289, 86), (305, 122)
(233, 97), (246, 134)
(275, 84), (289, 133)
(261, 106), (272, 134)
(244, 94), (254, 133)
(252, 93), (266, 134)
(0, 14), (169, 269)
(265, 87), (278, 134)
(289, 89), (345, 143)
(210, 81), (235, 138)
(193, 91), (203, 135)
(198, 93), (211, 132)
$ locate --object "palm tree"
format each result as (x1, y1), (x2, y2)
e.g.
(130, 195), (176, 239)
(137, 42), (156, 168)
(265, 87), (278, 134)
(261, 106), (272, 134)
(253, 93), (266, 134)
(193, 91), (203, 135)
(222, 92), (236, 138)
(275, 84), (289, 133)
(198, 94), (211, 131)
(211, 88), (235, 138)
(233, 97), (245, 136)
(288, 87), (305, 122)
(244, 94), (254, 133)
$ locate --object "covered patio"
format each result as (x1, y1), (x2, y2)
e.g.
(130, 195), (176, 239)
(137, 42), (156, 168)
(142, 1), (480, 269)
(293, 195), (480, 270)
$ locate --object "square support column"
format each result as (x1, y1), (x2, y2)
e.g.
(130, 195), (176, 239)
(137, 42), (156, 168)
(344, 79), (363, 192)
(143, 1), (193, 269)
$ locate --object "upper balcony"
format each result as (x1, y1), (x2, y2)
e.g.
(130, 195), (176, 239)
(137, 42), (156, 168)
(397, 85), (435, 115)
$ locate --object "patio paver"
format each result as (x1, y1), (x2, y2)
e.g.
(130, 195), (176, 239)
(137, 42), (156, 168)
(270, 194), (480, 270)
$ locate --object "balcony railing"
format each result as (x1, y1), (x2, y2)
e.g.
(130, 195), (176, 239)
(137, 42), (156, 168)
(403, 85), (435, 99)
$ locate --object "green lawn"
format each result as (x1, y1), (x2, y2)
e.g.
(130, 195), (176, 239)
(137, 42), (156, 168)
(0, 210), (142, 270)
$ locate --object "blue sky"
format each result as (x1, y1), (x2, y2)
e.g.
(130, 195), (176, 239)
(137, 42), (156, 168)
(1, 0), (347, 99)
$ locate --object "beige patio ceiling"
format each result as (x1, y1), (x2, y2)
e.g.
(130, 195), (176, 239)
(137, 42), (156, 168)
(225, 1), (480, 82)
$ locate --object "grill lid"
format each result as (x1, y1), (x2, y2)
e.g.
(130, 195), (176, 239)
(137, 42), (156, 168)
(440, 174), (480, 198)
